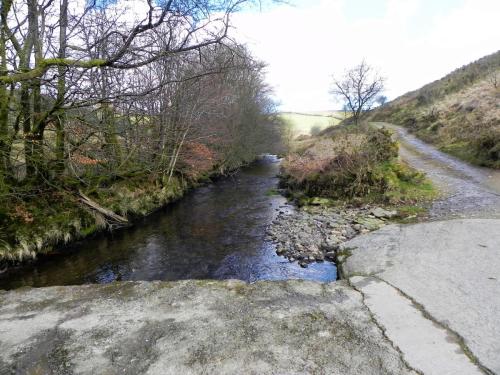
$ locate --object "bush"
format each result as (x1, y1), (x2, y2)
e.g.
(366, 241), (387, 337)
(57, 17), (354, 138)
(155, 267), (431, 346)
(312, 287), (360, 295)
(280, 125), (433, 203)
(310, 125), (322, 136)
(472, 129), (500, 166)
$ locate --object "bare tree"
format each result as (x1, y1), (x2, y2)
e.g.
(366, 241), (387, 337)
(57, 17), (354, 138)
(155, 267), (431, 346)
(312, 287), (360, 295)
(330, 60), (385, 125)
(0, 0), (253, 179)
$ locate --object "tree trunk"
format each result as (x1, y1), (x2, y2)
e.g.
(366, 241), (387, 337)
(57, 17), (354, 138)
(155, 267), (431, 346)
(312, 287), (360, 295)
(20, 83), (34, 178)
(0, 25), (9, 180)
(54, 0), (68, 175)
(102, 101), (122, 168)
(21, 0), (36, 179)
(30, 0), (46, 178)
(98, 14), (121, 170)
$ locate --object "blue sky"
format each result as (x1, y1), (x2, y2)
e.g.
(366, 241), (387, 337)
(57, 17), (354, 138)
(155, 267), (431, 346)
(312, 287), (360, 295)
(231, 0), (499, 111)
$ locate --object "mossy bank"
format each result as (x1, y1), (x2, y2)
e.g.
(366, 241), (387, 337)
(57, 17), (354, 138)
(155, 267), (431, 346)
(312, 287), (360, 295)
(0, 166), (243, 269)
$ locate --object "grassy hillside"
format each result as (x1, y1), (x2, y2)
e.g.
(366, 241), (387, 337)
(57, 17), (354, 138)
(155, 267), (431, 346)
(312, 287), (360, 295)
(280, 111), (346, 136)
(370, 50), (500, 168)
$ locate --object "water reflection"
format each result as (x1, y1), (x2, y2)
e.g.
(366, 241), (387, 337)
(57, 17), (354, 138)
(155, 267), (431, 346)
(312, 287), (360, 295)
(0, 155), (336, 290)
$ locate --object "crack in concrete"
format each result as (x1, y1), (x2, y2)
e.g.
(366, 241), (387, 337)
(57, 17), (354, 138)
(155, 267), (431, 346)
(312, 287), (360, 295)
(345, 277), (423, 375)
(368, 275), (496, 375)
(337, 229), (495, 375)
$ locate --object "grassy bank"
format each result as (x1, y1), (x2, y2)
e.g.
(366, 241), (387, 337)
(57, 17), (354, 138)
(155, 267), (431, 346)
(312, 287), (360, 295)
(0, 175), (185, 265)
(279, 124), (437, 208)
(0, 163), (251, 268)
(370, 51), (500, 168)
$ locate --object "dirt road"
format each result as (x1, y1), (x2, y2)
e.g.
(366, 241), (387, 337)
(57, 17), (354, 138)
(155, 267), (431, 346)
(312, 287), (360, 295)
(374, 122), (500, 219)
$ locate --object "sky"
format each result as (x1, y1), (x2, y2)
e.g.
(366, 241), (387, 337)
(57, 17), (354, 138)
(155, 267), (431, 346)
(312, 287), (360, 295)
(230, 0), (500, 111)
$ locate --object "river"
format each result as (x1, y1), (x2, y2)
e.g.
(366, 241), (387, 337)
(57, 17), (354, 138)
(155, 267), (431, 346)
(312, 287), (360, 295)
(0, 155), (336, 290)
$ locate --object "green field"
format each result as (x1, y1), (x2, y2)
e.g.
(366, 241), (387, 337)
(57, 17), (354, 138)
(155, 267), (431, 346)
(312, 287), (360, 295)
(280, 111), (346, 136)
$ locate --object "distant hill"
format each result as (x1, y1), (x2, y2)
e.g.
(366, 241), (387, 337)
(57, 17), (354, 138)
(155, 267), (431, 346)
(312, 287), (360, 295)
(371, 50), (500, 168)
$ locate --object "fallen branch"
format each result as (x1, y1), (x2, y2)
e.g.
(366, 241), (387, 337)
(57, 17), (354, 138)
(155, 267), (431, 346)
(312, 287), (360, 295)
(78, 191), (129, 226)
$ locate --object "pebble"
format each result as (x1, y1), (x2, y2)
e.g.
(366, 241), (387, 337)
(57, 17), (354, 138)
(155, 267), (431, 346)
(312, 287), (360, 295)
(267, 205), (387, 266)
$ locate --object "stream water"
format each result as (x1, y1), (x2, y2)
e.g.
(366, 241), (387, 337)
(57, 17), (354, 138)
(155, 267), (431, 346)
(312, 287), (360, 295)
(0, 155), (337, 290)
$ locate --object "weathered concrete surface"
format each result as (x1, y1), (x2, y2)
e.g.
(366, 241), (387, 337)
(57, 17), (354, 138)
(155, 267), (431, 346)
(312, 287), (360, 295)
(0, 280), (417, 375)
(342, 219), (500, 374)
(350, 276), (483, 375)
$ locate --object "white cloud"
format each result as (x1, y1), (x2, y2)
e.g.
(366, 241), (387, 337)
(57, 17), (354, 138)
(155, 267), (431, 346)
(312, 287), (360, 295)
(230, 0), (500, 111)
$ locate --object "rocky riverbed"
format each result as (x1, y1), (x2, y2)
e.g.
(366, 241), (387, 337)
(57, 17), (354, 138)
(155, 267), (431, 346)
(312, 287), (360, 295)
(266, 204), (397, 267)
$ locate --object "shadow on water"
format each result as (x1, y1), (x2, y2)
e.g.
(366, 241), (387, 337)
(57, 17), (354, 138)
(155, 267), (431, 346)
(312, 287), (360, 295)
(0, 155), (336, 290)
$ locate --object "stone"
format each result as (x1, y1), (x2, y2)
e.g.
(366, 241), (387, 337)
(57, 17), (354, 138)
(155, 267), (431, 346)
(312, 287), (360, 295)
(325, 251), (336, 260)
(325, 238), (339, 249)
(355, 217), (384, 231)
(315, 253), (325, 261)
(371, 207), (397, 219)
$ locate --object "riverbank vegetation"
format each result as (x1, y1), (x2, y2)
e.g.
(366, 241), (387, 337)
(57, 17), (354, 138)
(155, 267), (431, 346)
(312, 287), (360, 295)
(277, 60), (434, 209)
(279, 124), (436, 206)
(370, 50), (500, 168)
(0, 0), (284, 265)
